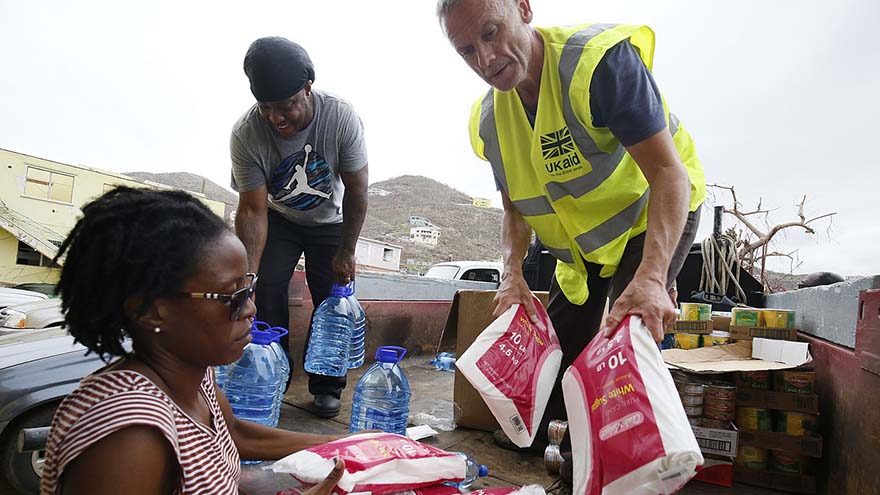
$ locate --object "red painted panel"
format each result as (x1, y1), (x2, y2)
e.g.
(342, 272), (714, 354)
(799, 331), (880, 494)
(856, 289), (880, 376)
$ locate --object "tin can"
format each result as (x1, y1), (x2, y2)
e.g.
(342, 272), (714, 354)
(680, 303), (712, 321)
(770, 450), (812, 475)
(674, 333), (702, 350)
(774, 411), (819, 436)
(704, 395), (736, 412)
(547, 420), (569, 446)
(704, 403), (735, 421)
(687, 416), (702, 426)
(681, 393), (704, 406)
(731, 307), (761, 327)
(735, 370), (771, 390)
(700, 417), (733, 430)
(544, 444), (564, 474)
(736, 446), (769, 470)
(774, 371), (816, 394)
(736, 407), (772, 431)
(684, 405), (703, 417)
(702, 332), (730, 347)
(704, 382), (737, 401)
(684, 382), (705, 396)
(762, 309), (796, 329)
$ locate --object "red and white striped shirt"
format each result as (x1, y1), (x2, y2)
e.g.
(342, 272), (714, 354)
(40, 368), (240, 494)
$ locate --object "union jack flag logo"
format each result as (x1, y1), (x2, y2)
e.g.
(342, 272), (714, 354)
(540, 127), (575, 159)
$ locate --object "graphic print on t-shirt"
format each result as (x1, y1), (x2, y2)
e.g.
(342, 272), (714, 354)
(268, 144), (333, 211)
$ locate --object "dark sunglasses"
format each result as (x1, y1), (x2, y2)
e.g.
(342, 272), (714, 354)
(182, 273), (257, 320)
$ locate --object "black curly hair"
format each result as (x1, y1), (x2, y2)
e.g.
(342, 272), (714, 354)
(53, 186), (229, 360)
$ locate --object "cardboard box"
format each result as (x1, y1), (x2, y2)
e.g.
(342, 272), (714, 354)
(736, 430), (823, 458)
(711, 314), (731, 332)
(733, 465), (817, 494)
(662, 339), (812, 374)
(693, 458), (734, 488)
(440, 289), (549, 432)
(673, 320), (713, 334)
(729, 325), (799, 341)
(692, 425), (738, 457)
(736, 389), (820, 414)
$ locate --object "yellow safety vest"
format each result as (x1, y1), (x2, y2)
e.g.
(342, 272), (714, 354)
(469, 24), (705, 305)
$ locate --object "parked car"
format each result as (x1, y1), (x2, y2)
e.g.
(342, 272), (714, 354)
(10, 284), (57, 298)
(0, 327), (105, 493)
(0, 300), (63, 331)
(0, 289), (47, 311)
(424, 261), (504, 285)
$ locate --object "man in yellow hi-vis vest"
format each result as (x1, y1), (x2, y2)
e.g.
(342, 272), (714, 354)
(438, 0), (706, 448)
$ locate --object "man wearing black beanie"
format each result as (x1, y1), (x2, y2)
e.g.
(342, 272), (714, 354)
(230, 36), (369, 418)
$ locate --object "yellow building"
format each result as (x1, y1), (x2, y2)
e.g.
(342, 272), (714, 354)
(0, 148), (226, 285)
(471, 197), (493, 208)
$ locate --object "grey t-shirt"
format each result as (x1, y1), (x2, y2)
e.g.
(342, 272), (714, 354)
(230, 90), (368, 226)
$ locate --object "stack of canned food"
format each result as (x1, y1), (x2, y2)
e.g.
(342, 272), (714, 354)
(731, 307), (797, 329)
(543, 420), (568, 475)
(734, 370), (818, 476)
(672, 371), (737, 428)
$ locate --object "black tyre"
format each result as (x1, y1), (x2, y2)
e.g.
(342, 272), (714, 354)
(1, 402), (58, 494)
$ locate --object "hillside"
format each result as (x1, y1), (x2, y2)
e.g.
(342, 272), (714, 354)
(124, 171), (237, 219)
(362, 175), (503, 273)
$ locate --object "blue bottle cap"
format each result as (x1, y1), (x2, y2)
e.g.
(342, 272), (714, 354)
(375, 346), (407, 363)
(330, 283), (355, 297)
(478, 465), (489, 477)
(250, 326), (274, 345)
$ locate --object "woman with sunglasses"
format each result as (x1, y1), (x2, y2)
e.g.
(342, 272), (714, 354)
(39, 187), (346, 495)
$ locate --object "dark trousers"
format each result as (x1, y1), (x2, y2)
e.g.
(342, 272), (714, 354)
(256, 209), (346, 399)
(541, 208), (701, 443)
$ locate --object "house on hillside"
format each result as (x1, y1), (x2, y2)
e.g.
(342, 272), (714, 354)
(368, 187), (392, 197)
(471, 197), (493, 208)
(409, 216), (437, 229)
(355, 238), (402, 273)
(0, 148), (226, 285)
(410, 226), (441, 247)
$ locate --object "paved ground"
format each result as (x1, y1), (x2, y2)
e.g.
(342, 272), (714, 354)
(241, 359), (784, 495)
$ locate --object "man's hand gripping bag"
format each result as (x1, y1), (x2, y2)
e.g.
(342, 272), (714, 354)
(562, 316), (703, 495)
(456, 298), (562, 447)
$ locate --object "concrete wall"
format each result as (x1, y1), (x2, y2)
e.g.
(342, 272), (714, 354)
(765, 276), (880, 348)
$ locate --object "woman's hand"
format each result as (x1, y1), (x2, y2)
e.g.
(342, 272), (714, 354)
(301, 457), (345, 495)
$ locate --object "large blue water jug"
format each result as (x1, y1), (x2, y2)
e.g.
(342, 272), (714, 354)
(349, 346), (411, 435)
(444, 452), (489, 490)
(224, 325), (284, 428)
(304, 284), (354, 377)
(348, 289), (366, 369)
(267, 325), (291, 425)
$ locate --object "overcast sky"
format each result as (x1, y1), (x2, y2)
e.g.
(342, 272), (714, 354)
(2, 0), (876, 276)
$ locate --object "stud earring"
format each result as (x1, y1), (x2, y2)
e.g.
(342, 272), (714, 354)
(154, 327), (161, 334)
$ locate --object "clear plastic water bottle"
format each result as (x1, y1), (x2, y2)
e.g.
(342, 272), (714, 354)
(305, 284), (354, 377)
(349, 346), (411, 435)
(430, 352), (456, 371)
(213, 365), (228, 391)
(268, 326), (291, 425)
(224, 326), (283, 427)
(444, 452), (489, 490)
(348, 289), (366, 369)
